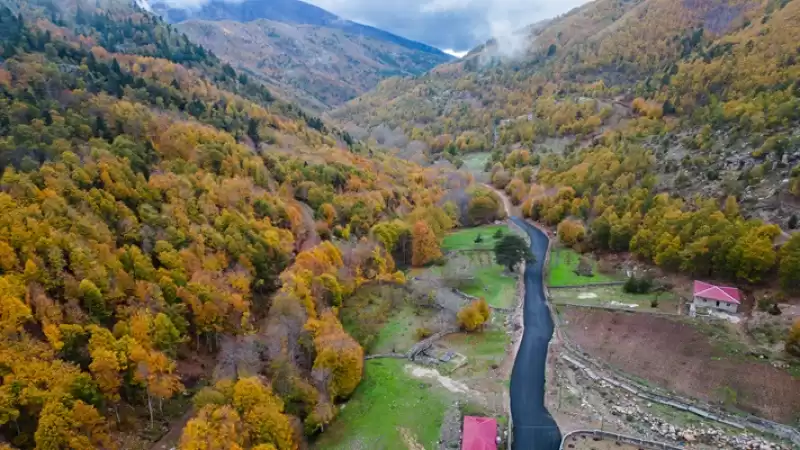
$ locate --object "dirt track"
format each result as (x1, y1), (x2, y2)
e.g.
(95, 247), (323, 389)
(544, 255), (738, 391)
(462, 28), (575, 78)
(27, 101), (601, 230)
(561, 307), (800, 423)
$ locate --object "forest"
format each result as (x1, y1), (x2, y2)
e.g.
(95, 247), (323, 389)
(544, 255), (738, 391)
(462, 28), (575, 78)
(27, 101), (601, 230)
(3, 0), (800, 446)
(331, 0), (800, 294)
(0, 1), (492, 448)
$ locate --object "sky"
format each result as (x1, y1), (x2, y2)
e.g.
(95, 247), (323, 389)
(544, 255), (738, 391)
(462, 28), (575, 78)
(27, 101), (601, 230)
(309, 0), (591, 53)
(153, 0), (592, 53)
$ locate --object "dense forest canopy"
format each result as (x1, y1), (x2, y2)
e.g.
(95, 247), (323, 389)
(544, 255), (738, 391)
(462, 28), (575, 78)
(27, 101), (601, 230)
(0, 1), (484, 448)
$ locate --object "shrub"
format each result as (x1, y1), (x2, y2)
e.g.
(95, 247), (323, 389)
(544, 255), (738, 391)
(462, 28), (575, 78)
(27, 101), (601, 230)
(493, 228), (504, 239)
(457, 299), (491, 332)
(623, 275), (653, 294)
(414, 327), (433, 341)
(474, 234), (484, 244)
(757, 297), (776, 312)
(575, 257), (594, 277)
(786, 320), (800, 357)
(557, 219), (586, 247)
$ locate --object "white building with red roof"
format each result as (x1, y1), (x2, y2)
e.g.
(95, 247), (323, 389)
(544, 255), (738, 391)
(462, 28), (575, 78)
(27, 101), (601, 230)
(692, 280), (741, 314)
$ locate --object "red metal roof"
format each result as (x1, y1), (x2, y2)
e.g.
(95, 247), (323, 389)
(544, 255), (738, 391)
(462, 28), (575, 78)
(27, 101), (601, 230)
(693, 281), (741, 305)
(462, 416), (497, 450)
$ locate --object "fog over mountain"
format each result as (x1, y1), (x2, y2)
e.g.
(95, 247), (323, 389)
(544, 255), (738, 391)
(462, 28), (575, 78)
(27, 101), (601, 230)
(148, 0), (592, 52)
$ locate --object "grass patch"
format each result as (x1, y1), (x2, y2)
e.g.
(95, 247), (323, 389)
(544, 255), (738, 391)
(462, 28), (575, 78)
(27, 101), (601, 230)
(787, 363), (800, 379)
(685, 319), (750, 358)
(340, 285), (407, 353)
(549, 285), (679, 313)
(443, 329), (509, 377)
(548, 248), (617, 286)
(312, 359), (451, 450)
(370, 307), (434, 355)
(462, 152), (491, 175)
(443, 225), (509, 252)
(644, 402), (706, 428)
(462, 264), (517, 308)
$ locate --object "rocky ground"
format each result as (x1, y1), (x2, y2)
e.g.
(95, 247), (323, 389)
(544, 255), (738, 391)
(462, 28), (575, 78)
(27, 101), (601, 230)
(544, 339), (791, 450)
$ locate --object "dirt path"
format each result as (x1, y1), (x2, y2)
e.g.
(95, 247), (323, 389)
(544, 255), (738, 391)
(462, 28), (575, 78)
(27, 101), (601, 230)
(483, 183), (515, 218)
(150, 409), (193, 450)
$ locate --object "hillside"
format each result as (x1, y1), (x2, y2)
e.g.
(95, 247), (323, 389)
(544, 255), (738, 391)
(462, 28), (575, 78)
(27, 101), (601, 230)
(330, 0), (800, 226)
(0, 0), (479, 448)
(328, 0), (800, 295)
(148, 0), (453, 111)
(176, 18), (452, 112)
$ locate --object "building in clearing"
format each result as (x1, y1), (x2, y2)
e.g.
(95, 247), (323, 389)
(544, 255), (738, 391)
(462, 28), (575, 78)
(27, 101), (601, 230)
(692, 280), (740, 314)
(462, 416), (497, 450)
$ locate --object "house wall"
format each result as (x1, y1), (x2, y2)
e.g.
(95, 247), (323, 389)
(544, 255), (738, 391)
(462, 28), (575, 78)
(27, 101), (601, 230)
(693, 296), (738, 313)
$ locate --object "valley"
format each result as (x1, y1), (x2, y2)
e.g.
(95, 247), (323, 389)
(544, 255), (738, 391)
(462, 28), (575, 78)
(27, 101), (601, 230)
(0, 0), (798, 449)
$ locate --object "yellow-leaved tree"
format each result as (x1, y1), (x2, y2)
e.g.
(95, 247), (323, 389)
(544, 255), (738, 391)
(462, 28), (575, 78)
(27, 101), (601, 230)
(181, 377), (297, 450)
(457, 299), (491, 332)
(307, 312), (364, 401)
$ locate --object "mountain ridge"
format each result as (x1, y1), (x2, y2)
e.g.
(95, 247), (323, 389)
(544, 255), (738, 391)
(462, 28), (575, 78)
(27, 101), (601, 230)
(176, 17), (452, 111)
(330, 0), (800, 279)
(148, 0), (452, 58)
(147, 0), (453, 111)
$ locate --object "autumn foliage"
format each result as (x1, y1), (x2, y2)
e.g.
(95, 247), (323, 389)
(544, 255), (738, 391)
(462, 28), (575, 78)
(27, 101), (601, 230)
(180, 377), (296, 450)
(557, 220), (586, 247)
(457, 299), (491, 332)
(411, 221), (442, 267)
(0, 3), (464, 447)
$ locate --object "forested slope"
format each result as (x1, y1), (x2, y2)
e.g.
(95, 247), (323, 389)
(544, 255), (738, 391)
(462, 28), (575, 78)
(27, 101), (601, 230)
(331, 0), (800, 293)
(0, 1), (475, 448)
(176, 18), (451, 112)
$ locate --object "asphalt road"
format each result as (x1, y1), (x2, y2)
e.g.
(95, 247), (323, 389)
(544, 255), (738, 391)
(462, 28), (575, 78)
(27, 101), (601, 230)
(510, 217), (562, 450)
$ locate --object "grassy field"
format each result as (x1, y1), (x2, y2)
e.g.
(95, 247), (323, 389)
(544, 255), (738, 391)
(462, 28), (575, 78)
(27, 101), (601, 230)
(312, 359), (452, 450)
(549, 285), (680, 313)
(462, 265), (516, 308)
(462, 152), (491, 180)
(548, 248), (618, 286)
(443, 225), (509, 252)
(444, 329), (508, 373)
(370, 307), (432, 354)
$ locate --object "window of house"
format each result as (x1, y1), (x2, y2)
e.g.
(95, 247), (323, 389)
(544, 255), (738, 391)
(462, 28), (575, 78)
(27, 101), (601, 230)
(716, 301), (720, 307)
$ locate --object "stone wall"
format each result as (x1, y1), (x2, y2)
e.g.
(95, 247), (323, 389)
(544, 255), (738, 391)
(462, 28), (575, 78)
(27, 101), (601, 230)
(549, 281), (626, 289)
(560, 430), (683, 450)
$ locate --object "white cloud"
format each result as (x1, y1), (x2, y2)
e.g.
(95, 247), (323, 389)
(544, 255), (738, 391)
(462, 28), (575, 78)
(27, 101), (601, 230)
(442, 49), (469, 58)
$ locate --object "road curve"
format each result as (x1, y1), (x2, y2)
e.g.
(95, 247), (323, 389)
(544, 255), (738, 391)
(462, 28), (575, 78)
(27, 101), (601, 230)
(509, 217), (562, 450)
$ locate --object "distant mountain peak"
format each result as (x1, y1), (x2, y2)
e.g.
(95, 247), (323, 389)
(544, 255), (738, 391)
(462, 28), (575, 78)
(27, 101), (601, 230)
(167, 0), (452, 111)
(149, 0), (452, 58)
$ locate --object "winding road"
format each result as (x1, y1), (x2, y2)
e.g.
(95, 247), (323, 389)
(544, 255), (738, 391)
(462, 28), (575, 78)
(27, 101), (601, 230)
(509, 217), (562, 450)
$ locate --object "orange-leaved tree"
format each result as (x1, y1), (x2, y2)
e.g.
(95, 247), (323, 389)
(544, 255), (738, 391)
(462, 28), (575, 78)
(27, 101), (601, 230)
(411, 221), (441, 267)
(557, 219), (586, 247)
